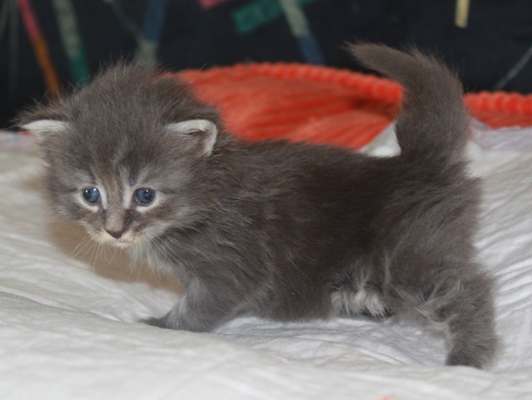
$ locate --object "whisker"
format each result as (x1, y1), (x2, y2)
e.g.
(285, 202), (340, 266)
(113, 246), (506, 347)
(78, 236), (96, 263)
(68, 235), (91, 260)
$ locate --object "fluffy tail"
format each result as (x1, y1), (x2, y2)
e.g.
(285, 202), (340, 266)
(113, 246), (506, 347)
(350, 44), (469, 166)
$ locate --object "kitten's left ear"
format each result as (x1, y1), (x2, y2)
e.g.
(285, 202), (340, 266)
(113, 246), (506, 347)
(166, 119), (218, 156)
(20, 119), (69, 141)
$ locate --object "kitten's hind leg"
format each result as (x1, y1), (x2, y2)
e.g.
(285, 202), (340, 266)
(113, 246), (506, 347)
(142, 280), (243, 332)
(406, 271), (498, 368)
(442, 277), (498, 368)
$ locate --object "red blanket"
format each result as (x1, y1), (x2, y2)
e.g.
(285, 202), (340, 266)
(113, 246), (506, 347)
(180, 63), (532, 149)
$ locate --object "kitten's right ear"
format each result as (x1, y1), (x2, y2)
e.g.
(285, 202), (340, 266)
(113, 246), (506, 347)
(20, 120), (69, 141)
(166, 119), (218, 156)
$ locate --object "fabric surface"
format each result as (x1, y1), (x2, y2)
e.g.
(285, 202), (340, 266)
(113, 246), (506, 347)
(1, 132), (532, 399)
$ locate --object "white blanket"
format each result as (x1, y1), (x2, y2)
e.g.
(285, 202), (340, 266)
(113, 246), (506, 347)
(1, 131), (532, 399)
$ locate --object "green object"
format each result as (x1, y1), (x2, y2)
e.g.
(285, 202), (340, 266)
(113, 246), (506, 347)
(233, 0), (316, 35)
(52, 0), (90, 86)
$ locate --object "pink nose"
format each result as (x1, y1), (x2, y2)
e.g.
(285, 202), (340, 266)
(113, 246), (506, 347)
(105, 228), (127, 239)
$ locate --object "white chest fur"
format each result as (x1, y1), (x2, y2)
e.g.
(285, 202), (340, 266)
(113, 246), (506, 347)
(331, 287), (388, 318)
(125, 242), (174, 274)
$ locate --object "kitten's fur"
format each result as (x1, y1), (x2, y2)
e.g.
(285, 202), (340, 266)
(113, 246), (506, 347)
(17, 44), (497, 368)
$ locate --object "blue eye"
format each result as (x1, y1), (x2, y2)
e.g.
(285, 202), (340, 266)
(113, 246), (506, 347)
(82, 188), (100, 204)
(134, 188), (155, 204)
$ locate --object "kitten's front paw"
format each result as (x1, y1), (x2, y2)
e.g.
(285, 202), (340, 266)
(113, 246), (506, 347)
(446, 352), (482, 368)
(140, 316), (168, 329)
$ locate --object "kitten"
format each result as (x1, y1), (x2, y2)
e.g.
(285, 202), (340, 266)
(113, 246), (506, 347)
(17, 44), (497, 368)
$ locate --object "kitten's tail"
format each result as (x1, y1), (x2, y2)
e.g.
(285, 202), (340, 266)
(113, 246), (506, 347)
(350, 44), (469, 166)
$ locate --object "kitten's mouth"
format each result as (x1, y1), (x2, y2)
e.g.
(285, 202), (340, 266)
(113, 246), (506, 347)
(108, 234), (152, 249)
(90, 230), (138, 249)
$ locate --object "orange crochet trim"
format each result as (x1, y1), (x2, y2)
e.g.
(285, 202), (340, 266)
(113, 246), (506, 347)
(465, 92), (532, 128)
(179, 63), (532, 149)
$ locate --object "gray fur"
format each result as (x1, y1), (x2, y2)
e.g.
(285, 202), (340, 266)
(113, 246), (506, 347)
(17, 44), (498, 368)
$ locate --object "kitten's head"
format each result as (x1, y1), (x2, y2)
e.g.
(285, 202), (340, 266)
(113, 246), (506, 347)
(17, 63), (224, 248)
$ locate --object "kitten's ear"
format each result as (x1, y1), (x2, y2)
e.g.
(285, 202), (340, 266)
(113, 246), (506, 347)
(20, 119), (69, 141)
(166, 119), (218, 156)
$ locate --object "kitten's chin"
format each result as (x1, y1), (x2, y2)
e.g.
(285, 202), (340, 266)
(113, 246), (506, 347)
(110, 240), (135, 249)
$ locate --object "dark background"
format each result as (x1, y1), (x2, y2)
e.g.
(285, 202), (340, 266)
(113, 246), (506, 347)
(1, 0), (532, 128)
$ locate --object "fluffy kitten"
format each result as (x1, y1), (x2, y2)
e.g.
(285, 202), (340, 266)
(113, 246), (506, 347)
(18, 44), (497, 368)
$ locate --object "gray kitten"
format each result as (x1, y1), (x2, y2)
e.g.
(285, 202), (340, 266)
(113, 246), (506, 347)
(17, 44), (497, 368)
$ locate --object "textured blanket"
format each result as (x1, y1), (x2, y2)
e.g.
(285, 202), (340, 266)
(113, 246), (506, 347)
(1, 64), (532, 399)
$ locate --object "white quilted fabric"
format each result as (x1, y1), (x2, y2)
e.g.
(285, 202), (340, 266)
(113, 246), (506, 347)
(1, 131), (531, 399)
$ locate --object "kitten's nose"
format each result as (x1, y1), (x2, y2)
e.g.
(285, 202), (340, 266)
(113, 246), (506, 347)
(105, 228), (127, 239)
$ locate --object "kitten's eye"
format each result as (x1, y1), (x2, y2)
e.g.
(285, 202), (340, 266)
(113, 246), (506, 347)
(134, 188), (155, 205)
(82, 188), (101, 204)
